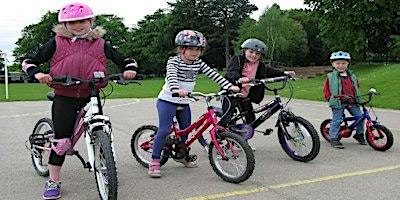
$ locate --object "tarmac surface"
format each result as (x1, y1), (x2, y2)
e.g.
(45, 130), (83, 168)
(1, 96), (399, 200)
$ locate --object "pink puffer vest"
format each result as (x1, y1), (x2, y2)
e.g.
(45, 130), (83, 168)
(50, 35), (107, 98)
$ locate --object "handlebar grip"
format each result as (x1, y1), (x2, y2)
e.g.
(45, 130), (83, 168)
(265, 76), (287, 83)
(52, 76), (67, 83)
(172, 92), (193, 98)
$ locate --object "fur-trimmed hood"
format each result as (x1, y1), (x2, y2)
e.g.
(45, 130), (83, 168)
(53, 24), (106, 40)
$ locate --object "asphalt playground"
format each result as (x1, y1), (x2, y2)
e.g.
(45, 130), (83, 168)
(0, 96), (399, 200)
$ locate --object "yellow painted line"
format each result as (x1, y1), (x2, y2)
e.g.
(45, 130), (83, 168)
(181, 164), (400, 200)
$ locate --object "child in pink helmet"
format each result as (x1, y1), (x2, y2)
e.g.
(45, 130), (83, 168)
(21, 2), (138, 199)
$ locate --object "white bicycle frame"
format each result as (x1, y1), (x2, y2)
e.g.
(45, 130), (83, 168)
(82, 96), (115, 171)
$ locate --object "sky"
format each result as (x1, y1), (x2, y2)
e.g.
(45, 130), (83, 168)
(0, 0), (306, 63)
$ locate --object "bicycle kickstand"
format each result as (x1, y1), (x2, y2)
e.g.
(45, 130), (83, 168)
(73, 151), (92, 170)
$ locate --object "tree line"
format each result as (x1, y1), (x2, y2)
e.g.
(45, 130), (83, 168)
(10, 0), (400, 77)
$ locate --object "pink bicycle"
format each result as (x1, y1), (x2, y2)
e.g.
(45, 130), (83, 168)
(130, 91), (255, 183)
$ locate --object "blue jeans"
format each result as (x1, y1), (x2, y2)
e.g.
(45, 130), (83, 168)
(152, 99), (191, 160)
(329, 105), (365, 140)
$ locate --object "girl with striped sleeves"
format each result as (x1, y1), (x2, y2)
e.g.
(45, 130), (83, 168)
(148, 30), (240, 178)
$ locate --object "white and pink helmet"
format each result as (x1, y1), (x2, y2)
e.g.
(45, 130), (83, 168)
(58, 2), (95, 22)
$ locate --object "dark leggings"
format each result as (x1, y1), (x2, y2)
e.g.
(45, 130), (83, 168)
(151, 99), (192, 160)
(219, 97), (255, 127)
(49, 95), (89, 166)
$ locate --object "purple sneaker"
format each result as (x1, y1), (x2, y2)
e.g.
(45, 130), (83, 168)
(43, 179), (61, 199)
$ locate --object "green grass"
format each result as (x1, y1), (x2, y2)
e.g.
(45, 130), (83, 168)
(0, 63), (399, 110)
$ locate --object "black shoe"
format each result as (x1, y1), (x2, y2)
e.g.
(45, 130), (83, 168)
(331, 139), (345, 149)
(353, 134), (367, 145)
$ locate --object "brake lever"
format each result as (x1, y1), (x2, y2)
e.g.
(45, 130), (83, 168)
(129, 81), (142, 85)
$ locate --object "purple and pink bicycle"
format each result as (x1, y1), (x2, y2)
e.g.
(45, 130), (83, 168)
(26, 73), (138, 200)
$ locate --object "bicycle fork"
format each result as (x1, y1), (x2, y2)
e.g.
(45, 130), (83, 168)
(85, 115), (114, 172)
(276, 110), (302, 141)
(210, 126), (230, 160)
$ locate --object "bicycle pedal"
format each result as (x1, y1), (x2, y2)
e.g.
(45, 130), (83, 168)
(264, 128), (273, 135)
(186, 154), (197, 162)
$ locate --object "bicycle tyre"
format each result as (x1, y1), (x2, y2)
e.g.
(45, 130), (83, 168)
(208, 131), (255, 183)
(319, 119), (332, 142)
(278, 116), (320, 162)
(93, 130), (118, 200)
(31, 117), (53, 177)
(130, 125), (168, 168)
(366, 124), (394, 151)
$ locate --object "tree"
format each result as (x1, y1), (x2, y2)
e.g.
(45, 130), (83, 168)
(0, 50), (4, 70)
(127, 0), (257, 71)
(286, 9), (330, 65)
(304, 0), (400, 61)
(237, 4), (308, 66)
(121, 10), (176, 77)
(206, 0), (257, 67)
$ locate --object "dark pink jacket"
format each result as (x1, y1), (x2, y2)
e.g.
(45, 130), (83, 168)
(50, 26), (107, 97)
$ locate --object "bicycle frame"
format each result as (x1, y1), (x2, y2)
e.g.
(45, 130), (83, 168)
(31, 74), (125, 171)
(79, 95), (113, 171)
(343, 103), (380, 135)
(32, 94), (113, 171)
(338, 90), (381, 135)
(248, 94), (283, 129)
(174, 107), (229, 157)
(230, 81), (287, 130)
(170, 93), (234, 160)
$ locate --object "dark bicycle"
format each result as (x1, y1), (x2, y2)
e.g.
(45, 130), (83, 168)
(228, 76), (320, 162)
(320, 88), (393, 151)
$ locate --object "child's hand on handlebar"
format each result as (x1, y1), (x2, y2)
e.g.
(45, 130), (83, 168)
(284, 71), (296, 77)
(228, 85), (240, 92)
(173, 89), (189, 98)
(238, 77), (250, 84)
(123, 70), (137, 80)
(34, 73), (52, 83)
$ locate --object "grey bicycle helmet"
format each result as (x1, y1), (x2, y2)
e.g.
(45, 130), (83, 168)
(330, 51), (351, 61)
(241, 38), (267, 55)
(175, 30), (207, 48)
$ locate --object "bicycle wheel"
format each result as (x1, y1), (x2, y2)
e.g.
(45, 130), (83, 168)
(366, 124), (394, 151)
(208, 131), (255, 183)
(130, 125), (168, 168)
(319, 119), (332, 142)
(30, 118), (53, 177)
(93, 130), (118, 200)
(278, 116), (320, 162)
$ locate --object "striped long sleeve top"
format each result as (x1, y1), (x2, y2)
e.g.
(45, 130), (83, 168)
(158, 56), (233, 104)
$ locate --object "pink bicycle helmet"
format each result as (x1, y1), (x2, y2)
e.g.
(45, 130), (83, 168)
(58, 2), (95, 22)
(175, 30), (207, 48)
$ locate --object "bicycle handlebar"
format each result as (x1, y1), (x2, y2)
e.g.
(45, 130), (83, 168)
(247, 75), (293, 91)
(172, 90), (241, 101)
(235, 74), (295, 85)
(49, 73), (141, 87)
(333, 88), (379, 105)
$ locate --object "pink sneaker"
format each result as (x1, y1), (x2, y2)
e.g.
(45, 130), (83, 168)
(148, 160), (161, 178)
